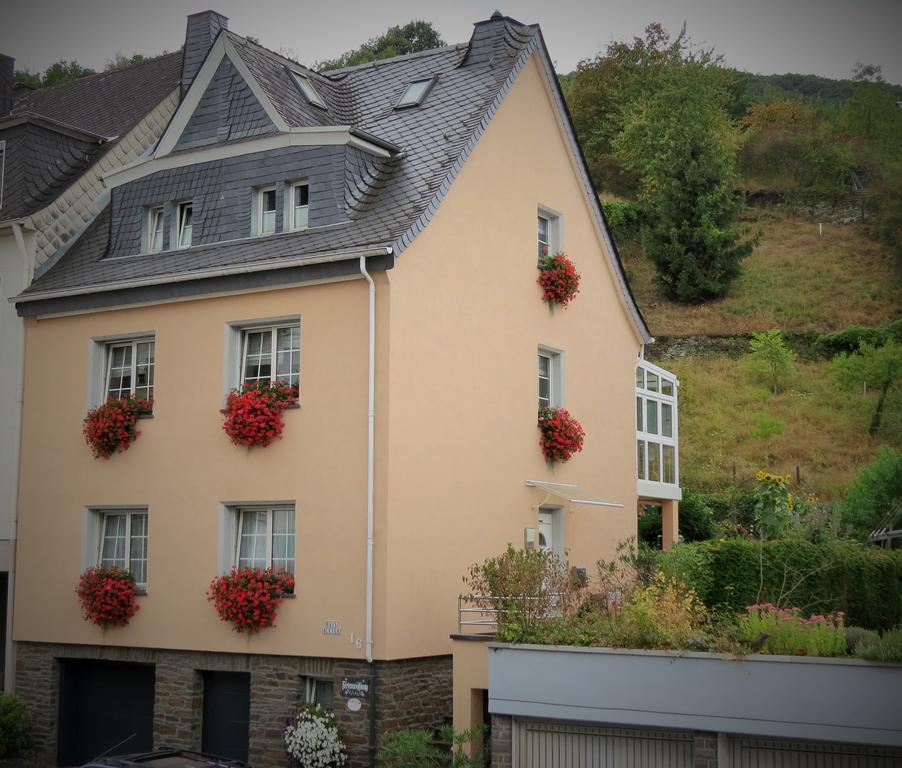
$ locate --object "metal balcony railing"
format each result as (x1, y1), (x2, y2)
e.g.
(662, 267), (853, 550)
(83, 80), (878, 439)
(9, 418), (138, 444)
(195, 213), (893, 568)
(457, 594), (566, 634)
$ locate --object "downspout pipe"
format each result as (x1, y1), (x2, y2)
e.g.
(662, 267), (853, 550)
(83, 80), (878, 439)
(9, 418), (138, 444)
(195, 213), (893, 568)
(359, 256), (376, 665)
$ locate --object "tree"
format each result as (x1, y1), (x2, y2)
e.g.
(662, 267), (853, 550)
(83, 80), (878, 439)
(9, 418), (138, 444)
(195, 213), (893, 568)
(832, 339), (902, 435)
(105, 53), (148, 71)
(840, 446), (902, 540)
(316, 21), (444, 71)
(615, 61), (757, 302)
(748, 329), (796, 394)
(14, 59), (95, 89)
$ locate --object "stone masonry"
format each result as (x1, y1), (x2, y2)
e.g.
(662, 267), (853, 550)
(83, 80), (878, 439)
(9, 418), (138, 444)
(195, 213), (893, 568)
(16, 642), (451, 768)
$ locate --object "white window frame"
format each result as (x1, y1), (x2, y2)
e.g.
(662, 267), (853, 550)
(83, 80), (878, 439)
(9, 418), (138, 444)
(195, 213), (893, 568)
(395, 76), (436, 109)
(537, 204), (563, 262)
(233, 506), (296, 577)
(288, 181), (309, 232)
(636, 359), (680, 499)
(538, 346), (564, 409)
(147, 206), (165, 253)
(103, 336), (155, 404)
(176, 201), (193, 248)
(289, 70), (327, 109)
(302, 676), (333, 709)
(256, 186), (278, 236)
(239, 322), (301, 392)
(96, 508), (149, 590)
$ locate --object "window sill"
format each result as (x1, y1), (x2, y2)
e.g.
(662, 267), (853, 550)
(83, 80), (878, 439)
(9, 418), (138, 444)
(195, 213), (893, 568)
(137, 413), (154, 420)
(219, 402), (301, 414)
(280, 592), (296, 599)
(135, 588), (148, 596)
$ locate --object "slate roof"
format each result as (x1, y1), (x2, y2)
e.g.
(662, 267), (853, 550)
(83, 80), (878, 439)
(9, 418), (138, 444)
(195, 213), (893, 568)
(16, 16), (651, 340)
(0, 52), (182, 220)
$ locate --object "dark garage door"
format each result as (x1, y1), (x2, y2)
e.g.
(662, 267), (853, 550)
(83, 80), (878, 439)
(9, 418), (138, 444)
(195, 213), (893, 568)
(201, 671), (250, 762)
(58, 659), (155, 766)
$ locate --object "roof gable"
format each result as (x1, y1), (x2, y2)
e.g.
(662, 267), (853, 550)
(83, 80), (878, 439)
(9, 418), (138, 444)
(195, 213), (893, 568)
(173, 56), (277, 152)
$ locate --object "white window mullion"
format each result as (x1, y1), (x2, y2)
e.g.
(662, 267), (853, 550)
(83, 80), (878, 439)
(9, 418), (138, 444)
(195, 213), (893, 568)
(129, 341), (138, 398)
(123, 513), (133, 572)
(235, 512), (245, 567)
(265, 508), (274, 567)
(269, 329), (278, 384)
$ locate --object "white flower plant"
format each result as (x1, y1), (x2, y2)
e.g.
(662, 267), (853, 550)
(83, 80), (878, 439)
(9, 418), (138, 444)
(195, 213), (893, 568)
(284, 704), (348, 768)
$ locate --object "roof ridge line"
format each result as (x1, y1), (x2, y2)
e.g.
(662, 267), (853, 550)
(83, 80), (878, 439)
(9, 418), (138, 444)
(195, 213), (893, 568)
(15, 50), (182, 95)
(320, 43), (468, 77)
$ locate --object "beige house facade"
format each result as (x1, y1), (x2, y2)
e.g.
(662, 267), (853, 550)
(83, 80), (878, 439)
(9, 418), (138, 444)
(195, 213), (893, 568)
(11, 12), (679, 767)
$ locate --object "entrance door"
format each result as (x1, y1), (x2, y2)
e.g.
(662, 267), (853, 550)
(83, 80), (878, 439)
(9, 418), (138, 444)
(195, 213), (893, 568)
(201, 671), (250, 762)
(538, 512), (553, 552)
(57, 660), (155, 766)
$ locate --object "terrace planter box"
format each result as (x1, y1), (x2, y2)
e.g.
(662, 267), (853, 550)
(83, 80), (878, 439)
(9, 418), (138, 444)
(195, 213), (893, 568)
(488, 643), (902, 747)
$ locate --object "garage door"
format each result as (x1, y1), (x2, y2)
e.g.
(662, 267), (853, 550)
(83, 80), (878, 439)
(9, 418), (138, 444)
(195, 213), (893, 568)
(730, 737), (902, 767)
(515, 720), (694, 767)
(57, 659), (155, 766)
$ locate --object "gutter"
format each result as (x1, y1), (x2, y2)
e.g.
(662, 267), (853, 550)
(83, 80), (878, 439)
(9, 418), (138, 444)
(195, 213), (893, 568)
(11, 246), (392, 305)
(359, 256), (376, 665)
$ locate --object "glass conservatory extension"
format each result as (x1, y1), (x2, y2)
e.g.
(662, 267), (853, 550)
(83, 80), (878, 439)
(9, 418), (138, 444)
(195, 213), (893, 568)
(636, 360), (681, 501)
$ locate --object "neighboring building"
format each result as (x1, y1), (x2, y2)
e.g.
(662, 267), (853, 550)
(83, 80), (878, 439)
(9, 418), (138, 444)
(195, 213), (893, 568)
(10, 11), (680, 767)
(0, 49), (182, 694)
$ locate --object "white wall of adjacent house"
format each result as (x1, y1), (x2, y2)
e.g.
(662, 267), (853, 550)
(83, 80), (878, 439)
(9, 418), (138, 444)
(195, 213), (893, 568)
(0, 88), (179, 692)
(0, 225), (31, 691)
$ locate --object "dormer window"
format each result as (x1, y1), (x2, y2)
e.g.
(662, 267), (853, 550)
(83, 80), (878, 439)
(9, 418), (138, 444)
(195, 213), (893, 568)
(396, 77), (435, 109)
(257, 187), (277, 236)
(176, 202), (193, 248)
(290, 182), (309, 231)
(289, 71), (327, 109)
(147, 206), (165, 254)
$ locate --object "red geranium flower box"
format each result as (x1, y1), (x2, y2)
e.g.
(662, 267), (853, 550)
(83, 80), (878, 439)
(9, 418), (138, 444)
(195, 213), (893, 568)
(207, 567), (295, 633)
(221, 381), (298, 448)
(83, 397), (152, 459)
(538, 406), (585, 463)
(537, 252), (580, 308)
(76, 566), (140, 628)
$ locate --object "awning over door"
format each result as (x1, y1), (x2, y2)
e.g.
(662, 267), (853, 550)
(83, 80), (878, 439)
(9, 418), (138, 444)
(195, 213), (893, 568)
(525, 480), (623, 508)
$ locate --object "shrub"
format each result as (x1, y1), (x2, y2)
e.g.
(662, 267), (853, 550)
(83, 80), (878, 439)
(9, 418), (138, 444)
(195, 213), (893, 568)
(0, 694), (32, 758)
(854, 626), (902, 663)
(536, 253), (580, 308)
(753, 471), (794, 539)
(601, 199), (643, 245)
(611, 573), (707, 649)
(207, 567), (295, 633)
(222, 380), (297, 448)
(748, 329), (795, 394)
(463, 545), (577, 639)
(737, 603), (846, 656)
(537, 407), (585, 463)
(83, 397), (152, 459)
(76, 566), (140, 628)
(379, 725), (486, 768)
(637, 490), (716, 546)
(840, 445), (902, 540)
(284, 704), (346, 767)
(814, 320), (902, 358)
(652, 538), (902, 630)
(845, 625), (879, 654)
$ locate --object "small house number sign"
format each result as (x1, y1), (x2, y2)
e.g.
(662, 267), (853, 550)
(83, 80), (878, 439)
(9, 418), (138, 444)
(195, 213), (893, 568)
(322, 619), (342, 636)
(340, 677), (370, 698)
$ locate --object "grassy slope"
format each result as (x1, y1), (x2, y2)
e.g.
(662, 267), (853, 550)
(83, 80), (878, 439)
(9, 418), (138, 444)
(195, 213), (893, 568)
(624, 208), (901, 336)
(623, 206), (902, 499)
(670, 355), (901, 499)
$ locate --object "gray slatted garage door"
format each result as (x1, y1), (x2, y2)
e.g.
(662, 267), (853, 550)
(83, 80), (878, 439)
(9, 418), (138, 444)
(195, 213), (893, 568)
(731, 738), (902, 767)
(516, 720), (694, 767)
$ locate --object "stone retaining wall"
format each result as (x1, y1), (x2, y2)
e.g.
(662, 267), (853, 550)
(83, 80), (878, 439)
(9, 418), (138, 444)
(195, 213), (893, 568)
(16, 642), (451, 768)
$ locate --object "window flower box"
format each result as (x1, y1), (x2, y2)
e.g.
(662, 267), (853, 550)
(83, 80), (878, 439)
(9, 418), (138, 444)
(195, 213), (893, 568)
(76, 566), (140, 628)
(221, 381), (298, 448)
(537, 252), (580, 308)
(83, 397), (153, 459)
(538, 406), (585, 463)
(207, 567), (295, 633)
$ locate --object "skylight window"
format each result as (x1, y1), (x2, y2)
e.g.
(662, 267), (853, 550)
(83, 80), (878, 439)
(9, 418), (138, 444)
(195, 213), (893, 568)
(395, 77), (435, 109)
(289, 70), (327, 109)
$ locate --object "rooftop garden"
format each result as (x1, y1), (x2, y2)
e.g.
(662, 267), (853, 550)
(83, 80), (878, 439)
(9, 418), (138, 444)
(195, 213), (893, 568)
(462, 460), (902, 662)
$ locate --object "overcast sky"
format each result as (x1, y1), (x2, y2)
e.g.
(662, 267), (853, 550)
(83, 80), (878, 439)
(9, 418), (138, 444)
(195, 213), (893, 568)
(1, 0), (900, 85)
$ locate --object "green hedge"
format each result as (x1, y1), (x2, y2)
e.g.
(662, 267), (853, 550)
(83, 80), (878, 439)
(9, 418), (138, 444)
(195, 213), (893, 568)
(601, 199), (643, 246)
(813, 319), (902, 358)
(657, 538), (902, 630)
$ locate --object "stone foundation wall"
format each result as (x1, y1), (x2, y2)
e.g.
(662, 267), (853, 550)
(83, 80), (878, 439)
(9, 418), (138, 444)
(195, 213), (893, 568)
(16, 642), (451, 768)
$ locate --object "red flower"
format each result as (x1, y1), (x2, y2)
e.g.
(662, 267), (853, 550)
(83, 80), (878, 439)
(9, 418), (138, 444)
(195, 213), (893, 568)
(83, 397), (152, 459)
(221, 381), (298, 448)
(537, 406), (585, 463)
(537, 252), (580, 308)
(206, 567), (294, 633)
(76, 566), (139, 627)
